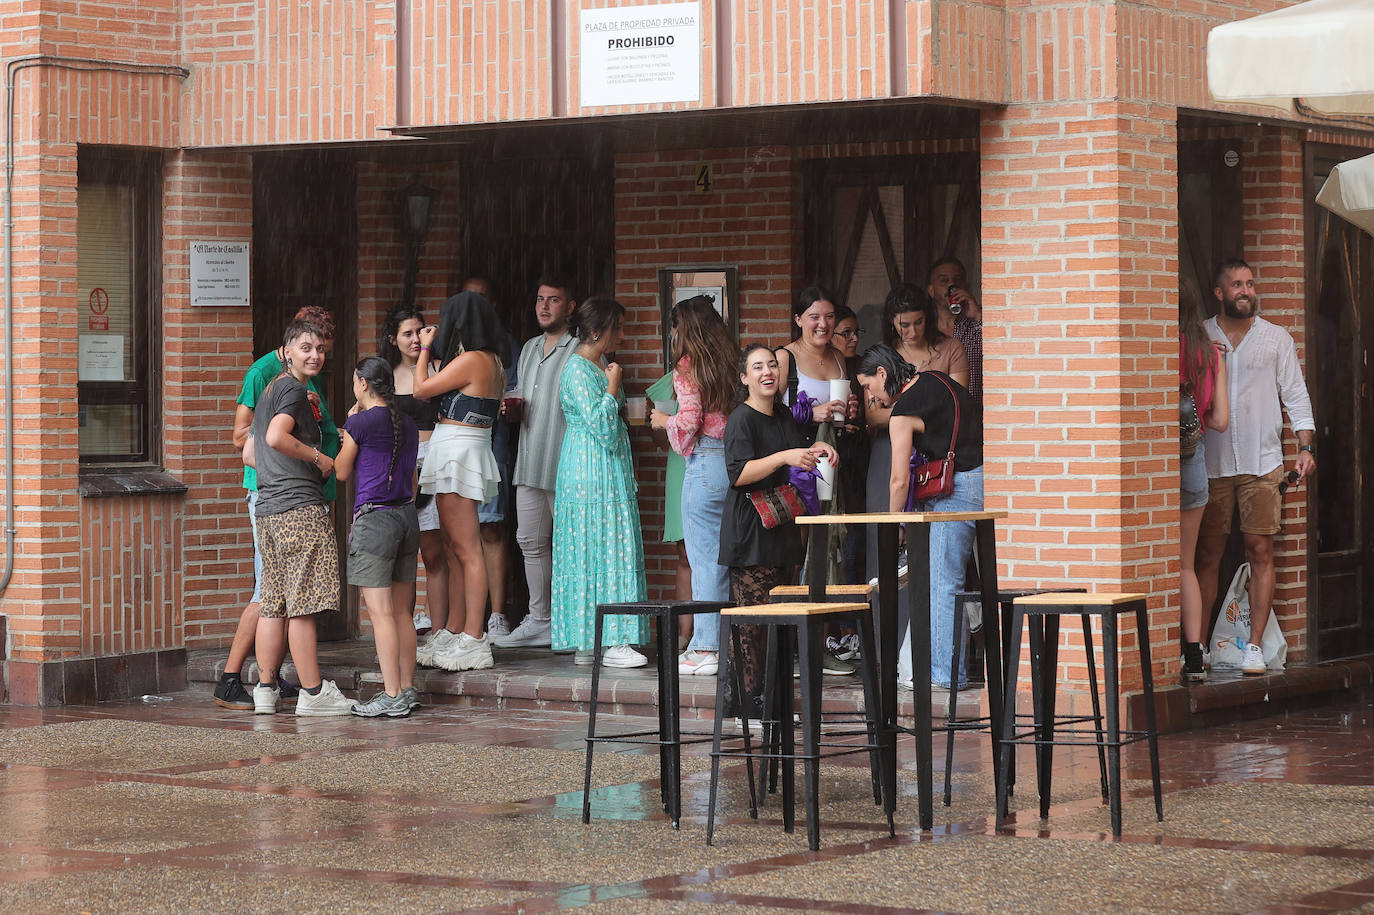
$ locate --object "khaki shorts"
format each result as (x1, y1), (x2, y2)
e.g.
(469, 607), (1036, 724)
(1199, 468), (1284, 537)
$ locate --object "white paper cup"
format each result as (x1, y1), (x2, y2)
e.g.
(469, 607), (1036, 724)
(814, 452), (835, 501)
(626, 396), (648, 425)
(829, 378), (849, 424)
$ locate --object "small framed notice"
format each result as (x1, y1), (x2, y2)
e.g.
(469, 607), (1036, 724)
(579, 1), (702, 108)
(190, 240), (250, 307)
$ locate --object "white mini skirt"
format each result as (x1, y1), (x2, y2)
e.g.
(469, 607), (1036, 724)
(419, 423), (500, 503)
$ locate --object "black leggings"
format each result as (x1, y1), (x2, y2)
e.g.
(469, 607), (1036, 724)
(724, 565), (791, 718)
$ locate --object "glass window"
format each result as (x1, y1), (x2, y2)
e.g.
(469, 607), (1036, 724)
(77, 149), (159, 463)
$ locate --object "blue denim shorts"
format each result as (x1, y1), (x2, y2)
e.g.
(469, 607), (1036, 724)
(1181, 442), (1208, 511)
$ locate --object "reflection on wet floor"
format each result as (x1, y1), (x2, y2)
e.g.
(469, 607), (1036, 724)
(0, 689), (1372, 912)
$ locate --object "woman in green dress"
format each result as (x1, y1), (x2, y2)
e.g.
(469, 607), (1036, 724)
(550, 296), (649, 667)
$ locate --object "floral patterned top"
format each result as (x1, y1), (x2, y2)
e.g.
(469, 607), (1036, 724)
(666, 355), (728, 457)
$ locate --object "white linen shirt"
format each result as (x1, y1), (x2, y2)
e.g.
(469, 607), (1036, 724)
(1202, 315), (1315, 480)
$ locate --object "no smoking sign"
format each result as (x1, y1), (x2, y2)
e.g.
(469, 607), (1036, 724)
(88, 288), (109, 331)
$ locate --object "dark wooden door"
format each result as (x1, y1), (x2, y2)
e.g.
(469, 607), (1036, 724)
(455, 134), (615, 338)
(1308, 146), (1374, 660)
(1178, 139), (1248, 638)
(252, 150), (359, 640)
(804, 153), (979, 345)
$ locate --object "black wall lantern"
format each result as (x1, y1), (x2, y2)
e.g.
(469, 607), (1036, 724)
(397, 174), (438, 306)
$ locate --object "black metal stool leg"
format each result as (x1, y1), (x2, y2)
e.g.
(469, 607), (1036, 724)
(582, 608), (606, 824)
(1081, 612), (1109, 804)
(854, 609), (893, 834)
(1037, 615), (1061, 820)
(797, 621), (823, 851)
(995, 605), (1024, 829)
(1102, 609), (1123, 838)
(943, 597), (965, 806)
(664, 610), (685, 828)
(706, 620), (734, 846)
(778, 625), (797, 835)
(762, 625), (781, 796)
(1135, 602), (1164, 823)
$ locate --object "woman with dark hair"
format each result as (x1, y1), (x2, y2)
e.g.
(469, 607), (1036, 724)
(550, 296), (649, 666)
(1179, 285), (1229, 682)
(773, 286), (850, 443)
(864, 283), (972, 584)
(381, 305), (451, 645)
(856, 343), (982, 691)
(720, 344), (839, 715)
(335, 355), (421, 717)
(413, 291), (506, 672)
(650, 296), (740, 676)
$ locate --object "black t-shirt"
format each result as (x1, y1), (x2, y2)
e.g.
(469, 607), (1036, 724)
(720, 402), (807, 569)
(890, 371), (982, 472)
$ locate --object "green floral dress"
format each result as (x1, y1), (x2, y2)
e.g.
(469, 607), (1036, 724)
(550, 354), (648, 651)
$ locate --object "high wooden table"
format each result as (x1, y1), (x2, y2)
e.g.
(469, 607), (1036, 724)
(797, 510), (1008, 830)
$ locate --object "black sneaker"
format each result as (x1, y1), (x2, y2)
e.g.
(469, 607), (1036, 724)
(213, 676), (254, 710)
(1182, 642), (1207, 683)
(277, 678), (300, 700)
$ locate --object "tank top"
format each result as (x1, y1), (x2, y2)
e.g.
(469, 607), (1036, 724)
(395, 393), (437, 433)
(788, 347), (846, 406)
(436, 390), (500, 428)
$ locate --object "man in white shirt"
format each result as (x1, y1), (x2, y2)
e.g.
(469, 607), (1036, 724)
(1196, 259), (1317, 676)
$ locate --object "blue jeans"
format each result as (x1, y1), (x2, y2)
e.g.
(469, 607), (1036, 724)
(682, 437), (729, 652)
(897, 466), (983, 688)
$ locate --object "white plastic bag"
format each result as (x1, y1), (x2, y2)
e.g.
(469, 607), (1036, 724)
(1205, 561), (1288, 670)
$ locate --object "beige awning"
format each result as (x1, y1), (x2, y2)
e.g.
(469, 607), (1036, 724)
(1207, 0), (1374, 115)
(1316, 152), (1374, 233)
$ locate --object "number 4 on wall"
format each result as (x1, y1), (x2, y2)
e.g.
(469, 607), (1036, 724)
(695, 163), (713, 194)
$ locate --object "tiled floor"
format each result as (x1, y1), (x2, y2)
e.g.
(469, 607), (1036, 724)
(1, 686), (1372, 913)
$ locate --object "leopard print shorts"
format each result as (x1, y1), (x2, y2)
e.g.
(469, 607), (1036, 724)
(256, 503), (339, 619)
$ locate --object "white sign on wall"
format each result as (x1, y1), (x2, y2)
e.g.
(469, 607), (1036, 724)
(190, 240), (250, 307)
(579, 2), (702, 108)
(78, 334), (125, 382)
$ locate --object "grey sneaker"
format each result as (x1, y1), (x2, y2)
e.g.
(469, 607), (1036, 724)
(253, 682), (280, 715)
(492, 615), (551, 648)
(351, 689), (412, 718)
(400, 686), (421, 711)
(821, 649), (856, 677)
(295, 680), (353, 717)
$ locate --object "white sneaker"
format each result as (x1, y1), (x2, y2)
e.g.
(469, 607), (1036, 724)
(295, 680), (353, 717)
(413, 611), (432, 631)
(435, 632), (494, 671)
(897, 675), (914, 691)
(416, 629), (457, 668)
(492, 615), (551, 648)
(1242, 642), (1266, 676)
(679, 649), (719, 676)
(253, 682), (280, 715)
(486, 612), (511, 640)
(602, 645), (648, 669)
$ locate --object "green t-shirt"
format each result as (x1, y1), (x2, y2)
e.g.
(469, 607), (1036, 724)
(237, 349), (340, 500)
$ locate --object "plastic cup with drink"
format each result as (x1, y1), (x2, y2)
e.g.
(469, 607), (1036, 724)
(626, 396), (648, 426)
(502, 387), (525, 424)
(829, 378), (849, 426)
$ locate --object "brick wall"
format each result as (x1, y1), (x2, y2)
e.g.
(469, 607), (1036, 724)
(80, 496), (183, 656)
(613, 145), (798, 596)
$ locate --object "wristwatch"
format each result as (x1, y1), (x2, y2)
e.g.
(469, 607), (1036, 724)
(1299, 444), (1315, 455)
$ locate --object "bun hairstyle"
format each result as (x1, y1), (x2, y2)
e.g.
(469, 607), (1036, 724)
(355, 355), (406, 485)
(568, 295), (625, 341)
(381, 304), (426, 367)
(881, 282), (945, 347)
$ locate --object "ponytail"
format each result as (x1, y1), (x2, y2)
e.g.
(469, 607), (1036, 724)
(355, 355), (405, 484)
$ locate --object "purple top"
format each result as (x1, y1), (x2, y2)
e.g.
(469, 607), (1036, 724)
(343, 405), (419, 506)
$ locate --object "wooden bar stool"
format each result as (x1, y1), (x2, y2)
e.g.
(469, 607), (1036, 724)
(995, 592), (1163, 837)
(766, 583), (879, 802)
(943, 587), (1092, 806)
(583, 599), (732, 829)
(706, 601), (891, 852)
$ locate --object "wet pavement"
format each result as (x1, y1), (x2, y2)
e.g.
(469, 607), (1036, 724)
(1, 684), (1372, 913)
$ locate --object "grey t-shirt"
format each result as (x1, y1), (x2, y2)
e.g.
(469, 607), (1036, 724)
(252, 374), (325, 516)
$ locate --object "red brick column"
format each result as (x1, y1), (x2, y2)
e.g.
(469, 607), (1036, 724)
(981, 101), (1179, 701)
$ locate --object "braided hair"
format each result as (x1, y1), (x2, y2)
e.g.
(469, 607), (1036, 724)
(355, 355), (405, 485)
